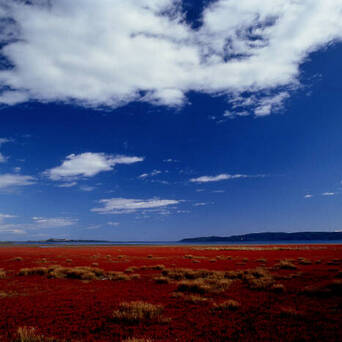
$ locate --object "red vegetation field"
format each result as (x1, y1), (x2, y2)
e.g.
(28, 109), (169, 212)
(0, 244), (342, 341)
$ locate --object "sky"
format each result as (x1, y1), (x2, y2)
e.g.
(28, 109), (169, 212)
(0, 0), (342, 241)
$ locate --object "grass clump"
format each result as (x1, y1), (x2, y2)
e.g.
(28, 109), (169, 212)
(112, 301), (167, 324)
(275, 260), (297, 270)
(176, 280), (211, 294)
(0, 269), (6, 279)
(107, 271), (131, 281)
(11, 257), (23, 262)
(14, 327), (57, 342)
(271, 283), (286, 293)
(242, 268), (275, 290)
(18, 267), (48, 276)
(212, 300), (241, 312)
(153, 276), (170, 284)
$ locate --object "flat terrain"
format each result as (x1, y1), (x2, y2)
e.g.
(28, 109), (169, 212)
(0, 245), (341, 341)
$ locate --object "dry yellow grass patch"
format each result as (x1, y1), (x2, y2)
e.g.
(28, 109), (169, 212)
(125, 266), (138, 273)
(212, 299), (241, 312)
(256, 258), (267, 263)
(18, 265), (105, 280)
(271, 283), (286, 293)
(183, 295), (210, 303)
(0, 269), (6, 279)
(176, 280), (211, 294)
(112, 301), (168, 324)
(18, 267), (49, 276)
(153, 276), (170, 284)
(130, 274), (141, 280)
(107, 271), (131, 281)
(161, 268), (212, 280)
(49, 266), (104, 280)
(11, 257), (23, 262)
(176, 277), (232, 294)
(242, 268), (275, 290)
(15, 327), (57, 342)
(297, 257), (312, 265)
(275, 260), (297, 270)
(302, 280), (342, 296)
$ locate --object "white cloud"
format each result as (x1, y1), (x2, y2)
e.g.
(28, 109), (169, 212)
(190, 173), (249, 183)
(108, 221), (120, 227)
(0, 152), (6, 163)
(44, 152), (143, 181)
(0, 215), (77, 235)
(304, 194), (313, 199)
(138, 169), (162, 179)
(0, 213), (16, 222)
(92, 197), (180, 214)
(79, 185), (95, 192)
(0, 138), (12, 146)
(322, 192), (335, 196)
(193, 202), (207, 207)
(223, 110), (249, 120)
(1, 1), (342, 115)
(163, 159), (178, 163)
(0, 137), (12, 163)
(57, 182), (77, 188)
(31, 216), (78, 228)
(0, 173), (35, 188)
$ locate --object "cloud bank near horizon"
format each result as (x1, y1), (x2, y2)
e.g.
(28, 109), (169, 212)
(0, 0), (342, 116)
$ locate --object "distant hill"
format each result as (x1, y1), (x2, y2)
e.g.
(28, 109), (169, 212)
(179, 232), (342, 243)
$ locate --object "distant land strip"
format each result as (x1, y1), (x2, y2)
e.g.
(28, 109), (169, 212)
(179, 232), (342, 243)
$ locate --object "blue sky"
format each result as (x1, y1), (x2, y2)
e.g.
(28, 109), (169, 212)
(0, 0), (342, 241)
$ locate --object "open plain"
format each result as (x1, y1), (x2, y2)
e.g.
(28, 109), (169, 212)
(0, 245), (342, 341)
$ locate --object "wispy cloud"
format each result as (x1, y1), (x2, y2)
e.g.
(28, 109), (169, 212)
(31, 216), (78, 228)
(57, 182), (77, 188)
(91, 198), (180, 215)
(0, 153), (7, 163)
(79, 185), (96, 192)
(138, 170), (162, 179)
(0, 173), (36, 189)
(1, 1), (341, 115)
(304, 194), (313, 199)
(190, 173), (263, 183)
(108, 221), (120, 227)
(44, 152), (143, 181)
(0, 216), (77, 235)
(0, 138), (12, 146)
(322, 192), (335, 196)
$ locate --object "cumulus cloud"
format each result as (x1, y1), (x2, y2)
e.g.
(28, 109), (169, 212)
(190, 173), (252, 183)
(0, 173), (35, 188)
(44, 152), (143, 181)
(91, 197), (180, 214)
(1, 0), (341, 115)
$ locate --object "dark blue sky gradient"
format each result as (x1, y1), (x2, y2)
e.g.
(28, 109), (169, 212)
(0, 9), (342, 240)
